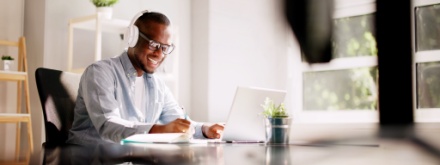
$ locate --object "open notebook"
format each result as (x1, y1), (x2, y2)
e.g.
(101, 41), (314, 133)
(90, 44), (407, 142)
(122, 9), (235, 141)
(121, 133), (194, 144)
(121, 133), (220, 144)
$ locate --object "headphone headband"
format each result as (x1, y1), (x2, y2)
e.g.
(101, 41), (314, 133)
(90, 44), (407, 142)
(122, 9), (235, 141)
(125, 10), (150, 48)
(128, 10), (149, 30)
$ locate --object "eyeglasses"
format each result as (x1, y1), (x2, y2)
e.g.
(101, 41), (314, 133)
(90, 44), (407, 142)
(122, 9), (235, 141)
(138, 32), (175, 55)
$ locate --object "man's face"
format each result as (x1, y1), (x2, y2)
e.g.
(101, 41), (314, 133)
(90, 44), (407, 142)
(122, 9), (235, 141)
(132, 22), (172, 74)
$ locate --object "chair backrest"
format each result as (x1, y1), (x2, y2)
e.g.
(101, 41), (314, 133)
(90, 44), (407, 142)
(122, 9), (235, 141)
(35, 67), (81, 146)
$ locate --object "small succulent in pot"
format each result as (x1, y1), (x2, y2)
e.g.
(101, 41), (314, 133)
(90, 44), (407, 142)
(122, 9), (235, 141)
(261, 97), (288, 118)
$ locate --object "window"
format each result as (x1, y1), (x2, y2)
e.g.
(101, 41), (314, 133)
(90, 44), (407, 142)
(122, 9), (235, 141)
(304, 14), (377, 111)
(289, 0), (440, 123)
(414, 0), (440, 122)
(289, 0), (378, 123)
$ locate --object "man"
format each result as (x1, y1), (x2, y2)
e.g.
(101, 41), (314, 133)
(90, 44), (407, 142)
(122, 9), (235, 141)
(67, 11), (224, 145)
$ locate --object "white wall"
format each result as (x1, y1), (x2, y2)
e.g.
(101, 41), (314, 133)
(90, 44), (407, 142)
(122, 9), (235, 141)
(0, 0), (25, 159)
(190, 0), (210, 121)
(191, 0), (289, 122)
(24, 0), (45, 162)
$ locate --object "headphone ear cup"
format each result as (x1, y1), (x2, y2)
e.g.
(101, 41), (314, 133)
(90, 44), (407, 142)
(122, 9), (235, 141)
(123, 26), (131, 48)
(128, 25), (139, 48)
(131, 25), (139, 47)
(125, 10), (149, 48)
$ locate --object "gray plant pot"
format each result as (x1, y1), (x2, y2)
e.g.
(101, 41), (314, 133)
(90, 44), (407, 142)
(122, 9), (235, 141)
(265, 117), (292, 144)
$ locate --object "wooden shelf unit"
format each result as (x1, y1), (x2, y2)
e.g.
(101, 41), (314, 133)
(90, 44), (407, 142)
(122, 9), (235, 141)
(0, 37), (34, 159)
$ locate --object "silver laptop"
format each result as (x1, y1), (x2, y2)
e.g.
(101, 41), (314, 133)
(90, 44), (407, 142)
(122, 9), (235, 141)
(220, 86), (287, 142)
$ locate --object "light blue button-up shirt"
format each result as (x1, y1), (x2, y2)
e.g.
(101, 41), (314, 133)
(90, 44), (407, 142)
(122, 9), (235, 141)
(67, 52), (204, 145)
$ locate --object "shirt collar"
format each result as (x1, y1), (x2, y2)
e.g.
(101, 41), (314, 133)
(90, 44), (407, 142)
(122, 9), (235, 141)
(120, 51), (137, 78)
(120, 51), (153, 79)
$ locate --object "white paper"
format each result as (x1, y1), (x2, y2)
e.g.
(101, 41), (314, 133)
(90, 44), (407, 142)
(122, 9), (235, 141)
(121, 133), (191, 144)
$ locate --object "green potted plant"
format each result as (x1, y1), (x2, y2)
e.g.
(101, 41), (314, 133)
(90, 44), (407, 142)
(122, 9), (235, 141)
(1, 55), (14, 71)
(91, 0), (119, 7)
(261, 97), (289, 118)
(261, 97), (292, 144)
(90, 0), (119, 19)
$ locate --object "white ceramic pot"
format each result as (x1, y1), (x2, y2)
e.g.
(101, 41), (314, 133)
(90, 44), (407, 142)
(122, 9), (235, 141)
(2, 60), (13, 71)
(96, 7), (113, 20)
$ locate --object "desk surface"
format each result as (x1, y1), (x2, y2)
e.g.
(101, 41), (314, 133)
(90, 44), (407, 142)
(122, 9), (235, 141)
(19, 139), (439, 165)
(4, 124), (440, 165)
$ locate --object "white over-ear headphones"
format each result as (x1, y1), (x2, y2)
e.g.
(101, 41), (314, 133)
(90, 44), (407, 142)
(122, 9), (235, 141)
(124, 10), (150, 48)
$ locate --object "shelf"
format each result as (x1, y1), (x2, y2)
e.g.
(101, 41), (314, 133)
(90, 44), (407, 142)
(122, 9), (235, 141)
(69, 14), (129, 33)
(0, 71), (27, 81)
(0, 37), (34, 154)
(0, 113), (31, 122)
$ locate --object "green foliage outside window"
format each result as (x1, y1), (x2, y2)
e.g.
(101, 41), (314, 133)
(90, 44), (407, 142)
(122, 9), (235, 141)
(303, 14), (378, 111)
(416, 4), (440, 51)
(333, 14), (377, 58)
(417, 62), (440, 108)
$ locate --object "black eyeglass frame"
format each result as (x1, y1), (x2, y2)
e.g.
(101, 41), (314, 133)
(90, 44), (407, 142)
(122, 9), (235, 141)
(138, 31), (175, 55)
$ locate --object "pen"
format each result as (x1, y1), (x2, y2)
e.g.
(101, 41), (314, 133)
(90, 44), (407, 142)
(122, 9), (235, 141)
(208, 140), (226, 144)
(181, 106), (195, 135)
(226, 140), (265, 143)
(181, 106), (188, 120)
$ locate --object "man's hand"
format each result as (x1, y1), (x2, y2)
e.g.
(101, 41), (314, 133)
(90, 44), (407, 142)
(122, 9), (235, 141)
(150, 118), (191, 133)
(202, 123), (225, 139)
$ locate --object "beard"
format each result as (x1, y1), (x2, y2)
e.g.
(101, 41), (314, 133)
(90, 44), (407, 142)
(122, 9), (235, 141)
(135, 53), (163, 74)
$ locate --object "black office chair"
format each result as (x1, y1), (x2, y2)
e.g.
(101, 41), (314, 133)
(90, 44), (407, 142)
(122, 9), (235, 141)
(35, 67), (82, 147)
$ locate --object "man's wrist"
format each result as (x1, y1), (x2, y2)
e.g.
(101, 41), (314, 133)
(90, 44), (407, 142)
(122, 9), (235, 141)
(149, 124), (164, 133)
